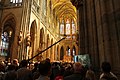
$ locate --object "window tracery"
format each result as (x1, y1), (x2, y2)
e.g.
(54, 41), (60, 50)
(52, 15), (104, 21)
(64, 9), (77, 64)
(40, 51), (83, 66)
(59, 17), (76, 39)
(66, 18), (70, 35)
(60, 19), (64, 34)
(0, 32), (9, 56)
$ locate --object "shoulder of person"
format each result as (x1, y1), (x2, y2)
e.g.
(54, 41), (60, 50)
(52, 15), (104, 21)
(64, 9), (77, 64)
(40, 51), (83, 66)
(101, 75), (117, 80)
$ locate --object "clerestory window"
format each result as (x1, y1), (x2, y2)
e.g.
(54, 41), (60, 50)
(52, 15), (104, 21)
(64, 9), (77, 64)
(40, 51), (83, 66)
(59, 17), (76, 39)
(10, 0), (22, 3)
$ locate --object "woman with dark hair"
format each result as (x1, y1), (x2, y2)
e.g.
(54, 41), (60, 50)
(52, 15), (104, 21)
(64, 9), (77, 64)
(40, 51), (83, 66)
(99, 62), (118, 80)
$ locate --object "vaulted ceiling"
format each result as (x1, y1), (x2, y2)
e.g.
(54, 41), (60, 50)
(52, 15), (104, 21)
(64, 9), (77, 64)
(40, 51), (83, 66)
(51, 0), (77, 19)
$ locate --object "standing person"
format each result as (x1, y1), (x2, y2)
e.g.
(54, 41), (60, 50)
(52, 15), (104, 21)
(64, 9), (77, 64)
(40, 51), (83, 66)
(85, 65), (96, 80)
(4, 64), (17, 80)
(17, 60), (33, 80)
(36, 60), (51, 80)
(64, 62), (85, 80)
(12, 59), (19, 71)
(0, 63), (5, 80)
(32, 62), (40, 80)
(99, 62), (118, 80)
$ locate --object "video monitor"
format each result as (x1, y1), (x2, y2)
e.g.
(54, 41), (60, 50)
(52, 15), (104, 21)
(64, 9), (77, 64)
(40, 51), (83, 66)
(74, 54), (90, 66)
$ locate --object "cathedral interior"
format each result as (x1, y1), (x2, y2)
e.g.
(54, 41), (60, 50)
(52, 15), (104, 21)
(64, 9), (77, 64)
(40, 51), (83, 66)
(0, 0), (120, 79)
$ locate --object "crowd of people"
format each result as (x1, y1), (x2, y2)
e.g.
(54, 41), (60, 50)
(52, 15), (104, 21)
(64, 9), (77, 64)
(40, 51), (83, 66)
(0, 58), (118, 80)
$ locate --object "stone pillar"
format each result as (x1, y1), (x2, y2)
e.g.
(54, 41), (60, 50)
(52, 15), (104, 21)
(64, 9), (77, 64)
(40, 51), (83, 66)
(95, 0), (120, 77)
(71, 0), (85, 54)
(20, 0), (32, 60)
(0, 0), (4, 46)
(95, 0), (120, 67)
(85, 0), (100, 71)
(112, 1), (120, 74)
(107, 0), (120, 75)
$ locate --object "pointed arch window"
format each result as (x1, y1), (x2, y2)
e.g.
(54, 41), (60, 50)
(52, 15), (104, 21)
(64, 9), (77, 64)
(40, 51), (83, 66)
(10, 0), (22, 3)
(60, 19), (64, 34)
(66, 46), (70, 56)
(72, 46), (76, 56)
(66, 18), (70, 35)
(0, 32), (9, 56)
(72, 20), (76, 34)
(59, 17), (77, 39)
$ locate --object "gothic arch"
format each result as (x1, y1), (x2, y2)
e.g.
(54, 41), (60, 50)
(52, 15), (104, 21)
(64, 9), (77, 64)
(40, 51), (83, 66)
(1, 13), (17, 26)
(66, 46), (70, 56)
(60, 46), (64, 60)
(1, 14), (16, 60)
(39, 28), (45, 60)
(30, 20), (37, 58)
(72, 45), (76, 56)
(39, 28), (45, 49)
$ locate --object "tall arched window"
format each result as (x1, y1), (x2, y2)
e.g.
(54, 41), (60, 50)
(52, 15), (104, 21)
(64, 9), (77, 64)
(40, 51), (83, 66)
(60, 19), (64, 34)
(10, 0), (22, 3)
(72, 46), (76, 56)
(0, 27), (13, 57)
(72, 20), (76, 34)
(66, 46), (70, 56)
(0, 32), (9, 56)
(59, 17), (76, 39)
(66, 18), (70, 35)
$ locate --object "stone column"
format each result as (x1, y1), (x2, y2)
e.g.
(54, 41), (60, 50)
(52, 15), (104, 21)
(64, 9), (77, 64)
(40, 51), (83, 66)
(0, 0), (4, 46)
(85, 0), (100, 71)
(20, 0), (32, 60)
(71, 0), (85, 54)
(107, 0), (120, 75)
(96, 0), (120, 66)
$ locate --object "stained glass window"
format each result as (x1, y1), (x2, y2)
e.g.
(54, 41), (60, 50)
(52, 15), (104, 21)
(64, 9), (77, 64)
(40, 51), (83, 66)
(72, 20), (76, 34)
(10, 0), (22, 3)
(67, 47), (70, 56)
(59, 17), (77, 39)
(66, 19), (70, 35)
(72, 46), (76, 56)
(60, 20), (64, 34)
(0, 32), (9, 56)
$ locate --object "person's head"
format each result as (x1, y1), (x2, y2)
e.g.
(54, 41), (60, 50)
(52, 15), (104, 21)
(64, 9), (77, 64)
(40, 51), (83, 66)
(38, 60), (51, 76)
(45, 58), (50, 62)
(73, 62), (82, 73)
(7, 64), (15, 71)
(101, 62), (111, 73)
(20, 60), (28, 68)
(13, 59), (18, 65)
(34, 62), (38, 68)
